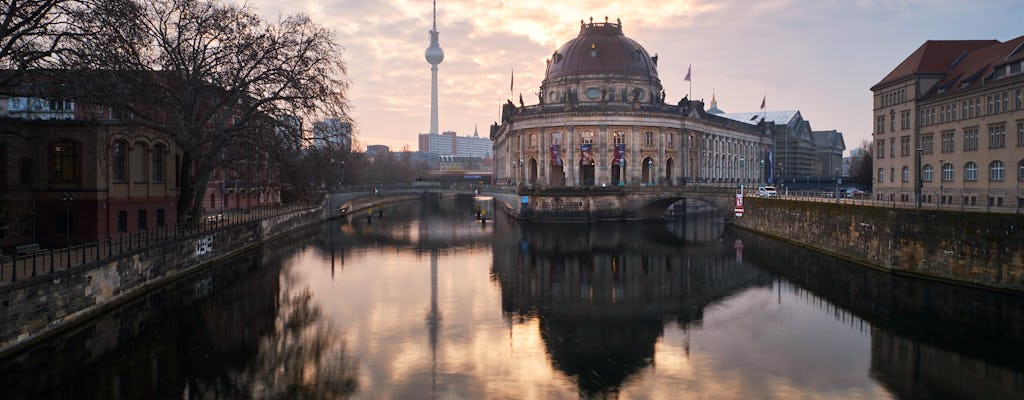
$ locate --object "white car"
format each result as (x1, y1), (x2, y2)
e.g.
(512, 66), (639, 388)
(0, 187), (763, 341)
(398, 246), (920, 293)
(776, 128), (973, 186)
(758, 186), (778, 198)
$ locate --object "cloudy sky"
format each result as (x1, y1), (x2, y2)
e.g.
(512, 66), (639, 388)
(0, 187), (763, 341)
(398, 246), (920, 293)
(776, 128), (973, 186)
(248, 0), (1023, 154)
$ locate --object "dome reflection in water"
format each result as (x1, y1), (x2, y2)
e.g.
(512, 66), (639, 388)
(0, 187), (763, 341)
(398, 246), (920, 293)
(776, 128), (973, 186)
(3, 195), (1023, 399)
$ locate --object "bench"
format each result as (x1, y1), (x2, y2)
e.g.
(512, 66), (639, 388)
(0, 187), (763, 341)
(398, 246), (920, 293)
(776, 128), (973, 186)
(15, 243), (41, 255)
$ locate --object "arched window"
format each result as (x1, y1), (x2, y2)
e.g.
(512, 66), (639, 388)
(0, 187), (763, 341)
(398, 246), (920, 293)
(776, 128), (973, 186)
(51, 140), (80, 182)
(989, 160), (1004, 181)
(152, 144), (166, 182)
(132, 141), (147, 183)
(112, 140), (128, 182)
(922, 164), (933, 182)
(942, 163), (954, 182)
(964, 162), (978, 181)
(901, 166), (909, 182)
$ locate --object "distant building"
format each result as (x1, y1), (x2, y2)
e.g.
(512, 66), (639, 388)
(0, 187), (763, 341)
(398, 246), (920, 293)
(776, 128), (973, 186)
(366, 145), (390, 157)
(720, 110), (845, 179)
(871, 36), (1024, 208)
(312, 118), (352, 152)
(418, 128), (493, 157)
(706, 93), (725, 115)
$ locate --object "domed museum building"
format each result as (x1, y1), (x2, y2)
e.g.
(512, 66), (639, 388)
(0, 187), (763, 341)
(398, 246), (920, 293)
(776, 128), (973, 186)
(493, 19), (771, 187)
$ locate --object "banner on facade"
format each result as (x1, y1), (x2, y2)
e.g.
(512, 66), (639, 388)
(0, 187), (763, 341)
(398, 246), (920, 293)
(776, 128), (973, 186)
(612, 144), (626, 166)
(550, 144), (562, 166)
(580, 143), (593, 165)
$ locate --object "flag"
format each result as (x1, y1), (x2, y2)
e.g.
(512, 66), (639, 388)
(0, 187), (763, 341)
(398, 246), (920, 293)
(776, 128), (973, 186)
(510, 69), (514, 93)
(760, 95), (766, 110)
(684, 64), (691, 82)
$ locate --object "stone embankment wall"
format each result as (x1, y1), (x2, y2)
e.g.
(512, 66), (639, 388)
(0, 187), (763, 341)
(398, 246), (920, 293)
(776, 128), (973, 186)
(734, 198), (1024, 292)
(0, 207), (323, 354)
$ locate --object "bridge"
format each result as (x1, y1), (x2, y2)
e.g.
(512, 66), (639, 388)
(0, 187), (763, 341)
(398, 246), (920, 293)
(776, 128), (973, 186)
(325, 183), (740, 222)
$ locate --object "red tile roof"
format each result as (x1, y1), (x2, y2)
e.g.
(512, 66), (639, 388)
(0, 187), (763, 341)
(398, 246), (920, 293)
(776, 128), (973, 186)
(871, 40), (999, 90)
(926, 35), (1024, 97)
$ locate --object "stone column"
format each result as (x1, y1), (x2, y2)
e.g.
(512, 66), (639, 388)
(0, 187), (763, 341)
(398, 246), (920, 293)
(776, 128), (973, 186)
(597, 125), (608, 185)
(567, 125), (577, 186)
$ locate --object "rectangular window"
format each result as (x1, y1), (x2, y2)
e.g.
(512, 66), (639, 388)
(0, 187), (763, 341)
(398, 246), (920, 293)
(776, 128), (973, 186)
(963, 128), (979, 151)
(666, 133), (673, 147)
(890, 114), (896, 131)
(151, 146), (165, 182)
(529, 133), (536, 147)
(961, 101), (968, 119)
(581, 131), (593, 144)
(138, 210), (147, 231)
(1003, 92), (1009, 113)
(117, 210), (128, 233)
(156, 209), (166, 227)
(644, 131), (654, 147)
(876, 116), (885, 134)
(941, 131), (955, 153)
(900, 136), (911, 156)
(551, 132), (562, 145)
(51, 141), (79, 182)
(877, 141), (885, 158)
(1016, 89), (1022, 110)
(987, 95), (994, 114)
(921, 134), (934, 154)
(613, 131), (625, 145)
(1018, 122), (1024, 146)
(112, 141), (127, 182)
(890, 139), (895, 158)
(989, 125), (1006, 148)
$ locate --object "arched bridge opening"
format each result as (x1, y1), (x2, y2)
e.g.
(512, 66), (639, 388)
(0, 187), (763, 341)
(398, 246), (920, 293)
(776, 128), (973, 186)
(635, 196), (721, 220)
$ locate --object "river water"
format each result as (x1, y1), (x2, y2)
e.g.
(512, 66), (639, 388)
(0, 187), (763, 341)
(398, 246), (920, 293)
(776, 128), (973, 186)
(3, 195), (1023, 399)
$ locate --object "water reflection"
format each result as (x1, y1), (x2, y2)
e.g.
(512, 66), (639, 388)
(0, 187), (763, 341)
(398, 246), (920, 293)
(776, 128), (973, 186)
(734, 230), (1024, 399)
(0, 230), (358, 400)
(492, 218), (773, 396)
(5, 196), (1024, 399)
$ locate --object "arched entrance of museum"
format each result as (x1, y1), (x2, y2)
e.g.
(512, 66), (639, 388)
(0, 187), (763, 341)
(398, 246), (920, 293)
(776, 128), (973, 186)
(641, 157), (654, 185)
(528, 158), (538, 184)
(665, 158), (674, 185)
(580, 158), (595, 186)
(611, 161), (625, 186)
(550, 164), (565, 186)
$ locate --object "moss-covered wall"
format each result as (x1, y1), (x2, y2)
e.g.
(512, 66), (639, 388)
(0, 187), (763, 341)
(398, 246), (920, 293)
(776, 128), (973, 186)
(734, 198), (1024, 292)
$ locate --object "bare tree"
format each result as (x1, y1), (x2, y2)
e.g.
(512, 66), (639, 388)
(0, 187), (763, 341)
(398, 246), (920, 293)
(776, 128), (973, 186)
(0, 0), (74, 86)
(66, 0), (349, 220)
(849, 139), (874, 190)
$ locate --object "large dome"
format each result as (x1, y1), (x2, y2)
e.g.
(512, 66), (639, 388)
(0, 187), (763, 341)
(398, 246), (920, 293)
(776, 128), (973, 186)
(544, 19), (659, 82)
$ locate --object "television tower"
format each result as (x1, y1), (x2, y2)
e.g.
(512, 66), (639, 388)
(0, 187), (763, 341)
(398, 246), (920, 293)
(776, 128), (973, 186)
(424, 0), (444, 135)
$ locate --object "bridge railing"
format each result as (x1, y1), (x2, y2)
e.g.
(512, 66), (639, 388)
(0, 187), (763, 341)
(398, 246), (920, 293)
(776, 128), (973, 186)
(0, 203), (318, 285)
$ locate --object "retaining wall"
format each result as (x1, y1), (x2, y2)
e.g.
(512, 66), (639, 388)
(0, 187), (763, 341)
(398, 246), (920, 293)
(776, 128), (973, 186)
(0, 207), (323, 354)
(734, 198), (1024, 292)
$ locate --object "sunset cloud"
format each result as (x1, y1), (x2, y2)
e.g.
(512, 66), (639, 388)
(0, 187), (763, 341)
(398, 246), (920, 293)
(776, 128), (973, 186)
(247, 0), (1023, 151)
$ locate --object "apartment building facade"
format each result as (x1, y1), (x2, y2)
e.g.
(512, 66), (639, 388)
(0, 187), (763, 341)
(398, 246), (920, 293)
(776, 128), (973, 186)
(871, 36), (1024, 209)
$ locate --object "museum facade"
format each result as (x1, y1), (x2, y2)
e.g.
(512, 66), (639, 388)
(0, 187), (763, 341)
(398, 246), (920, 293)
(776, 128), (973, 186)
(491, 19), (772, 188)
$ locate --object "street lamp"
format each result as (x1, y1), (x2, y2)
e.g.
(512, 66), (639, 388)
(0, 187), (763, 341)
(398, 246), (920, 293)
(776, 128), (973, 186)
(647, 159), (654, 185)
(939, 159), (944, 209)
(834, 168), (840, 204)
(60, 192), (73, 270)
(759, 159), (765, 186)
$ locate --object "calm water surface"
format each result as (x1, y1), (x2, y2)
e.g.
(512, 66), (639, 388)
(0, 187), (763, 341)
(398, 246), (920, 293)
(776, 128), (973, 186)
(3, 195), (1023, 399)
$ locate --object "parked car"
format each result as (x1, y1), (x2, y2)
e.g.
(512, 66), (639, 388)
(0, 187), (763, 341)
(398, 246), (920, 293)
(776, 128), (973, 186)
(844, 188), (866, 198)
(758, 186), (778, 198)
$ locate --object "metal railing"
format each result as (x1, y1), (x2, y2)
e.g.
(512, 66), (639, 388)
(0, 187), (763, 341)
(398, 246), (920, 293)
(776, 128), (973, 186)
(0, 203), (317, 284)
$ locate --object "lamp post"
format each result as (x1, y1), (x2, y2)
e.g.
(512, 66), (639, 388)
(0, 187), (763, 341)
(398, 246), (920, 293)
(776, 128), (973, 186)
(647, 158), (654, 185)
(759, 159), (765, 186)
(915, 149), (923, 209)
(938, 159), (944, 209)
(60, 192), (73, 270)
(834, 168), (840, 204)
